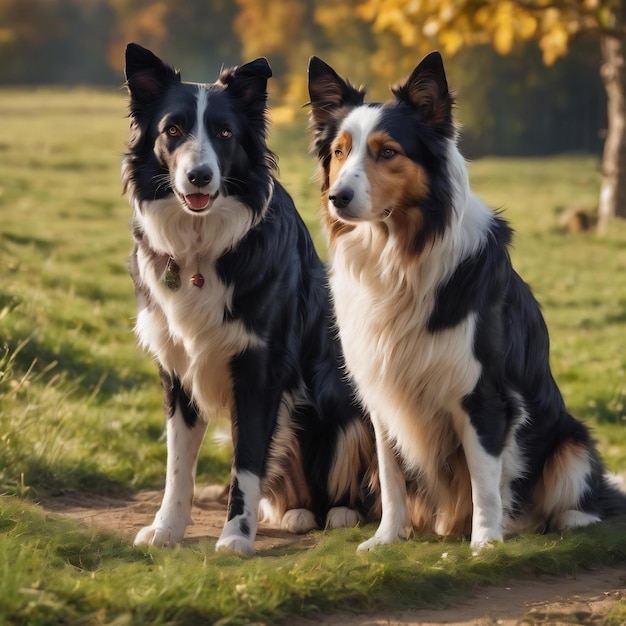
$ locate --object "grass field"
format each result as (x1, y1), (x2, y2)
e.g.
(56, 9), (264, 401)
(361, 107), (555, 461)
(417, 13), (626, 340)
(1, 88), (626, 625)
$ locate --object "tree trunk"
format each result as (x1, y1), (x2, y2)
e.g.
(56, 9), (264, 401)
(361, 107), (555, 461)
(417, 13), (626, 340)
(597, 30), (626, 233)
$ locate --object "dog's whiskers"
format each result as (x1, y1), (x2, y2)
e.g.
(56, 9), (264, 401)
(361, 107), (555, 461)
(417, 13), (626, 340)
(151, 174), (173, 199)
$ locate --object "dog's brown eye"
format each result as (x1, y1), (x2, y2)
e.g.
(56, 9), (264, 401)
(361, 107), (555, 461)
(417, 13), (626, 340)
(380, 148), (396, 159)
(334, 149), (343, 159)
(167, 126), (181, 137)
(219, 128), (233, 139)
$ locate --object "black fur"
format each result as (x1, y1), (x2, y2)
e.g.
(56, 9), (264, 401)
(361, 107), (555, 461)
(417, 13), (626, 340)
(123, 44), (376, 551)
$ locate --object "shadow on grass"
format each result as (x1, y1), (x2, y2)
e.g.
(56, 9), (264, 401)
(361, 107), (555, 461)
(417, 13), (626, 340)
(1, 498), (153, 567)
(604, 300), (626, 325)
(1, 232), (57, 253)
(3, 332), (153, 401)
(0, 454), (133, 498)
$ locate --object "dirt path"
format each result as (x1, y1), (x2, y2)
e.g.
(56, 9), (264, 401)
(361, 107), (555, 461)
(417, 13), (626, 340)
(291, 570), (626, 625)
(40, 488), (626, 625)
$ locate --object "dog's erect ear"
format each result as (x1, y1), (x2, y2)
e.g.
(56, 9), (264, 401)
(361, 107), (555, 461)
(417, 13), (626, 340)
(308, 56), (365, 126)
(393, 52), (453, 133)
(125, 43), (180, 103)
(220, 58), (272, 113)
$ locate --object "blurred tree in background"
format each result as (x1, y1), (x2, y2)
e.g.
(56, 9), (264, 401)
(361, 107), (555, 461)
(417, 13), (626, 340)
(0, 0), (617, 225)
(357, 0), (624, 231)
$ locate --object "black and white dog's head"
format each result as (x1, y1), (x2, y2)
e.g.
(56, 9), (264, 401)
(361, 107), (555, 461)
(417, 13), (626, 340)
(123, 43), (275, 219)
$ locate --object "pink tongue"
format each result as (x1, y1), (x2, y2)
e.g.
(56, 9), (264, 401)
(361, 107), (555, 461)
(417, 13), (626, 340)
(185, 193), (211, 210)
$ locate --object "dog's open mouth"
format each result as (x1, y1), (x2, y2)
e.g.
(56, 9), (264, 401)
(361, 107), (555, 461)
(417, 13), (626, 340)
(182, 192), (219, 212)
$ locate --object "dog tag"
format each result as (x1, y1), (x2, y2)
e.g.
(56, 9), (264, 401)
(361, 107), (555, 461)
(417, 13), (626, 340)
(164, 258), (181, 291)
(191, 273), (205, 288)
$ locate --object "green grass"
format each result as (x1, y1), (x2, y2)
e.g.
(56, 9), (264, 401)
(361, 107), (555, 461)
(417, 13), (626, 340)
(1, 89), (625, 624)
(2, 498), (626, 626)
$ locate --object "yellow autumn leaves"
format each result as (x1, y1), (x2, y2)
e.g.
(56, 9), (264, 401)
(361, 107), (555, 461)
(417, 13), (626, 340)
(357, 0), (613, 65)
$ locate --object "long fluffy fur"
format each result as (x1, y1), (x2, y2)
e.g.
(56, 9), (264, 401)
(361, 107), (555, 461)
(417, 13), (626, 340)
(123, 43), (377, 555)
(308, 52), (626, 551)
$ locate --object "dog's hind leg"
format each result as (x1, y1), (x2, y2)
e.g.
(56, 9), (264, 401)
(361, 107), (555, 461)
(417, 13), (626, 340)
(281, 508), (317, 533)
(325, 419), (372, 530)
(134, 373), (207, 547)
(326, 506), (361, 529)
(357, 412), (410, 552)
(536, 435), (602, 531)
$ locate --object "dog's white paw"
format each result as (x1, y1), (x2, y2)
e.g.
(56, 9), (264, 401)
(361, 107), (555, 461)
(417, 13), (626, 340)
(325, 506), (361, 529)
(215, 533), (255, 556)
(357, 527), (408, 553)
(281, 509), (317, 534)
(134, 522), (185, 547)
(554, 510), (600, 531)
(469, 527), (502, 552)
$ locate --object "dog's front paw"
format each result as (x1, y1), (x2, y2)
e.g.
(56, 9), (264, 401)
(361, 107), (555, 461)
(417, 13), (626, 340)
(326, 506), (361, 529)
(281, 509), (317, 534)
(215, 532), (255, 556)
(357, 526), (408, 553)
(134, 522), (185, 547)
(469, 527), (502, 552)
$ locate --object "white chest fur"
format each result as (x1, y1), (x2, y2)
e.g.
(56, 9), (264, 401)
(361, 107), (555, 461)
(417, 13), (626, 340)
(133, 197), (263, 415)
(329, 225), (482, 473)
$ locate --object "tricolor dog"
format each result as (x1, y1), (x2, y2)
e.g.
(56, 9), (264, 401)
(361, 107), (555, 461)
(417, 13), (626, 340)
(308, 51), (626, 551)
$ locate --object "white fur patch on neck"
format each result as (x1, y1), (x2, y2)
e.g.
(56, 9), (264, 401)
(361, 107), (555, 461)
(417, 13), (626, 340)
(135, 195), (255, 264)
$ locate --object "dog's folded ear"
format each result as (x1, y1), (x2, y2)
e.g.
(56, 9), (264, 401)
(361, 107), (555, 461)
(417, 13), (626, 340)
(392, 52), (454, 135)
(220, 58), (272, 114)
(307, 57), (364, 126)
(125, 43), (181, 103)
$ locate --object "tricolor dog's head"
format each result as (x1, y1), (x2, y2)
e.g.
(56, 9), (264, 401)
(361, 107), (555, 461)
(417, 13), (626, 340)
(123, 43), (274, 218)
(308, 52), (457, 254)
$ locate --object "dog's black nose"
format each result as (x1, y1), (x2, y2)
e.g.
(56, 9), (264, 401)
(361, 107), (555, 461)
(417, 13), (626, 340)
(187, 166), (213, 187)
(329, 187), (354, 209)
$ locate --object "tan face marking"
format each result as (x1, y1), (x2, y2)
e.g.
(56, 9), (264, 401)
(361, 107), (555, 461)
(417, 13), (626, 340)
(364, 131), (429, 224)
(329, 130), (352, 189)
(365, 130), (431, 259)
(324, 111), (432, 256)
(322, 130), (356, 242)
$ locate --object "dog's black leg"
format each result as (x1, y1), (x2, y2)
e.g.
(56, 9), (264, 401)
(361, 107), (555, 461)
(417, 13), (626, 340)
(134, 368), (207, 546)
(215, 349), (282, 555)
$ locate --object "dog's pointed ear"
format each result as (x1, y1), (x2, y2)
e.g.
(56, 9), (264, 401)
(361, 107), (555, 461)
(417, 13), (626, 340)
(393, 52), (453, 134)
(220, 58), (272, 113)
(308, 56), (365, 126)
(125, 43), (180, 102)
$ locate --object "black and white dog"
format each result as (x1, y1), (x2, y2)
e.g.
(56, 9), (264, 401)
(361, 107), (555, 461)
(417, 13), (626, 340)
(122, 43), (376, 555)
(308, 52), (626, 551)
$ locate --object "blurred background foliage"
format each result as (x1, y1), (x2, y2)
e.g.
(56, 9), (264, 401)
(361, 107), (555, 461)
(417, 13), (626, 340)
(0, 0), (607, 158)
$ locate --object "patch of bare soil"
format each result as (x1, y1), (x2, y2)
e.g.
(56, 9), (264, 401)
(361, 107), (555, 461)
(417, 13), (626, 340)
(40, 488), (626, 625)
(39, 485), (316, 552)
